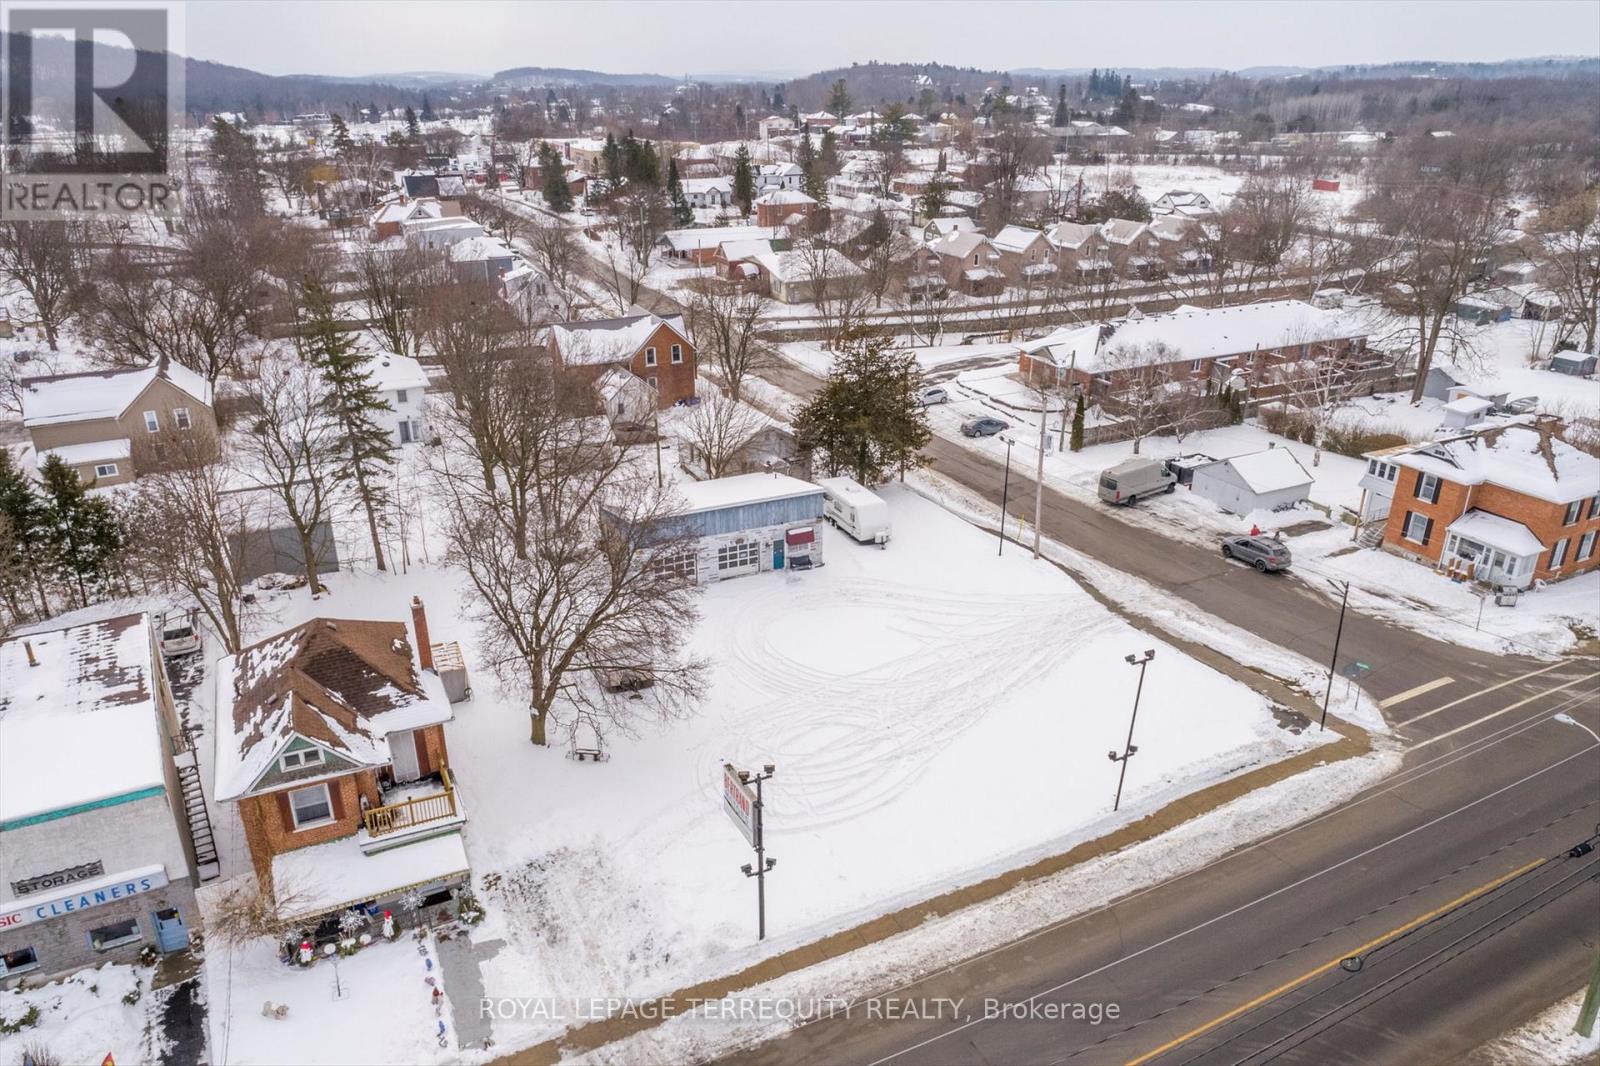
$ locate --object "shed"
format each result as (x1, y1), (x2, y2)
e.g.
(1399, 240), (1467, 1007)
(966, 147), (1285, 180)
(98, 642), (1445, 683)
(1421, 365), (1463, 402)
(1550, 351), (1597, 377)
(1441, 395), (1493, 430)
(1189, 448), (1314, 515)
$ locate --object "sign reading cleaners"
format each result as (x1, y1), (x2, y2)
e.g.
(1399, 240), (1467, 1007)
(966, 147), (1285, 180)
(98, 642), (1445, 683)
(0, 865), (168, 929)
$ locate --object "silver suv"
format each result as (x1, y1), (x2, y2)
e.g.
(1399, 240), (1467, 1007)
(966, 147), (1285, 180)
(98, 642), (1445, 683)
(1221, 535), (1292, 572)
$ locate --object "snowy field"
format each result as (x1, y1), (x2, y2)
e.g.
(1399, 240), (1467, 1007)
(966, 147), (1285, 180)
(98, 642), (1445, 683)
(185, 483), (1329, 1059)
(0, 963), (159, 1065)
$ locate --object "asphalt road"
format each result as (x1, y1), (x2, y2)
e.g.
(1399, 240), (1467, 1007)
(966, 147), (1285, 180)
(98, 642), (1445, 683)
(721, 358), (1600, 1066)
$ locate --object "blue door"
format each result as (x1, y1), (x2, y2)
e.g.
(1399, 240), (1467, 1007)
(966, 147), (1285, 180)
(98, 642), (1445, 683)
(772, 540), (785, 570)
(153, 908), (189, 952)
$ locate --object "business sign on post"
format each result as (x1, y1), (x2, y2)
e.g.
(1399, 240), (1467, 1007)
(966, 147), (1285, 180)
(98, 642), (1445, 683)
(722, 763), (759, 847)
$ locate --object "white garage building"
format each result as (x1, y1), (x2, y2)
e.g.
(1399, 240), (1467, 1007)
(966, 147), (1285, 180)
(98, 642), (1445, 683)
(669, 473), (826, 583)
(1189, 448), (1314, 516)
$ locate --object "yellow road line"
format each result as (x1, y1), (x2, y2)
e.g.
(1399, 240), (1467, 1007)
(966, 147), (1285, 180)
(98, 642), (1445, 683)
(1412, 673), (1600, 750)
(1122, 858), (1547, 1066)
(1392, 661), (1567, 726)
(1379, 676), (1455, 709)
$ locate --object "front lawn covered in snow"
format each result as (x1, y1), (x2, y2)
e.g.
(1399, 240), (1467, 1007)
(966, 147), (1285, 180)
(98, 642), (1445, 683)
(216, 483), (1327, 1055)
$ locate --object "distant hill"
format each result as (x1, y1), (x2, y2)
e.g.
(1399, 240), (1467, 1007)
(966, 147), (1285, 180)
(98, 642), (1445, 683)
(491, 66), (677, 89)
(310, 71), (487, 89)
(1012, 56), (1600, 83)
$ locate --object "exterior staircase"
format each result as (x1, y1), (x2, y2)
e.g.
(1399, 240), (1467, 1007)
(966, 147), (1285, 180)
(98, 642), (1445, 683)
(1357, 523), (1385, 550)
(171, 735), (221, 881)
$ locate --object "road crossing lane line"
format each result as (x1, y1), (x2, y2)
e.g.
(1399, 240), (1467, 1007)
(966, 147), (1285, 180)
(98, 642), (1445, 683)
(1379, 676), (1455, 709)
(1410, 673), (1600, 751)
(1391, 660), (1568, 727)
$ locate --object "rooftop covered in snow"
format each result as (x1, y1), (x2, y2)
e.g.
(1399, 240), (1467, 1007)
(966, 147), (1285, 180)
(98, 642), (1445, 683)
(20, 359), (213, 428)
(1391, 423), (1600, 505)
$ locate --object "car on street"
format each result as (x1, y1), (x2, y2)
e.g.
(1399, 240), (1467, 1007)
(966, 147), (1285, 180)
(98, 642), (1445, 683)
(917, 386), (950, 406)
(961, 416), (1010, 437)
(1220, 535), (1292, 572)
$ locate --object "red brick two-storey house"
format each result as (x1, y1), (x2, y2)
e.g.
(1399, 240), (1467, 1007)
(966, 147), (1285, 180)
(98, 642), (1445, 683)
(213, 601), (470, 931)
(548, 311), (698, 408)
(1368, 422), (1600, 588)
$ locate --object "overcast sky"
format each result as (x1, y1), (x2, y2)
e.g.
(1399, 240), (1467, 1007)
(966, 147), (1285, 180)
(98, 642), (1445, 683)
(187, 0), (1600, 79)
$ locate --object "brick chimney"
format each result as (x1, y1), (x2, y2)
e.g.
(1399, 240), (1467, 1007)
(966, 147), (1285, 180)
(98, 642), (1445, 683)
(411, 596), (434, 672)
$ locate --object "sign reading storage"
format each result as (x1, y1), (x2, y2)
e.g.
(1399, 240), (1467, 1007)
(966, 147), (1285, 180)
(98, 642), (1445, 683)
(0, 865), (168, 929)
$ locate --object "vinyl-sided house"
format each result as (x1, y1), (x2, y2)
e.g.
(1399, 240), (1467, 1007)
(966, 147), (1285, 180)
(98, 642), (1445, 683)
(548, 310), (697, 408)
(1366, 422), (1600, 588)
(20, 358), (216, 485)
(362, 351), (431, 445)
(1, 614), (204, 984)
(213, 604), (469, 930)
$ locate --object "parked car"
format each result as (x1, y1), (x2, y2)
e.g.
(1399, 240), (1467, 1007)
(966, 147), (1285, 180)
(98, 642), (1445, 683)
(1098, 457), (1177, 505)
(1220, 535), (1292, 572)
(917, 386), (950, 406)
(158, 611), (202, 658)
(961, 417), (1009, 437)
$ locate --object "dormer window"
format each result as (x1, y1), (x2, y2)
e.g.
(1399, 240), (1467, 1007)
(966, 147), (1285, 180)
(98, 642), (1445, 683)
(280, 748), (325, 772)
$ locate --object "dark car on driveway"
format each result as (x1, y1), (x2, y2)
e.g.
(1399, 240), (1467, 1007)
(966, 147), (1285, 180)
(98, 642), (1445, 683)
(961, 417), (1010, 438)
(1221, 535), (1292, 572)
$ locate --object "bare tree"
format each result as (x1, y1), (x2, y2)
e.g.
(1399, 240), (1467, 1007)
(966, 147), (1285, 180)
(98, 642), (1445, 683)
(1099, 342), (1210, 454)
(1533, 189), (1600, 353)
(685, 283), (774, 402)
(355, 241), (434, 358)
(122, 430), (255, 653)
(596, 184), (669, 313)
(236, 359), (342, 596)
(432, 404), (707, 746)
(979, 109), (1048, 231)
(0, 220), (84, 349)
(419, 278), (520, 491)
(679, 392), (768, 478)
(521, 212), (588, 320)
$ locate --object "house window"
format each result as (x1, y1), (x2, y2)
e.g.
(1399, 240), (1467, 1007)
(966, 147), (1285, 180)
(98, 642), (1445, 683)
(143, 410), (159, 433)
(1415, 473), (1441, 504)
(1578, 531), (1596, 562)
(0, 946), (39, 976)
(279, 748), (324, 772)
(716, 540), (761, 571)
(93, 463), (119, 479)
(644, 347), (657, 367)
(88, 918), (141, 951)
(647, 376), (658, 389)
(173, 407), (192, 431)
(287, 782), (334, 829)
(1549, 538), (1569, 569)
(396, 388), (409, 404)
(1402, 511), (1431, 545)
(670, 344), (683, 364)
(1563, 500), (1581, 526)
(1588, 494), (1600, 521)
(1190, 359), (1204, 373)
(972, 254), (980, 266)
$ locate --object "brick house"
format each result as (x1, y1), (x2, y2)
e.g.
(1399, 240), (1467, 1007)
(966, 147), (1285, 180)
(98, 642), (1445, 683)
(548, 310), (697, 408)
(1016, 300), (1369, 399)
(213, 602), (469, 930)
(1364, 422), (1600, 588)
(753, 188), (819, 228)
(928, 231), (1004, 296)
(991, 225), (1056, 286)
(19, 358), (217, 486)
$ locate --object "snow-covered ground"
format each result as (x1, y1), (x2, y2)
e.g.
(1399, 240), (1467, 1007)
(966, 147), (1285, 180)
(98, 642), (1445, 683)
(1472, 988), (1600, 1065)
(184, 481), (1333, 1060)
(0, 962), (160, 1065)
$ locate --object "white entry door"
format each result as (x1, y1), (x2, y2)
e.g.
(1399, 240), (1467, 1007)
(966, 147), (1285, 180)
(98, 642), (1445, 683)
(389, 729), (421, 782)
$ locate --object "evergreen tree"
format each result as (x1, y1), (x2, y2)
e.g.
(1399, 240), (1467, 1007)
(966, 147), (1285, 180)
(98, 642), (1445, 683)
(208, 116), (265, 215)
(796, 130), (827, 203)
(920, 173), (949, 220)
(404, 106), (421, 142)
(329, 113), (355, 154)
(818, 129), (840, 176)
(603, 132), (622, 185)
(772, 83), (785, 109)
(827, 78), (852, 120)
(794, 332), (932, 485)
(0, 450), (53, 614)
(1055, 83), (1069, 126)
(1089, 68), (1101, 96)
(420, 94), (435, 121)
(666, 157), (692, 226)
(731, 144), (755, 217)
(538, 141), (574, 212)
(37, 456), (122, 606)
(1069, 392), (1086, 452)
(734, 102), (746, 135)
(302, 279), (397, 572)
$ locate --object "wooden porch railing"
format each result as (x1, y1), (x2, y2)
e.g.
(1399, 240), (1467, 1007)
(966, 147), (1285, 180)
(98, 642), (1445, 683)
(363, 766), (458, 838)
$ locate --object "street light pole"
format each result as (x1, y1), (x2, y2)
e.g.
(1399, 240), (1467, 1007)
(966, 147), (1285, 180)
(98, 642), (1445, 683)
(738, 764), (778, 941)
(998, 436), (1015, 556)
(1321, 579), (1350, 732)
(1109, 649), (1155, 812)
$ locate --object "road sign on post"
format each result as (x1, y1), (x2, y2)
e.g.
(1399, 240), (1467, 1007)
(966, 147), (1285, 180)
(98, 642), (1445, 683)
(723, 762), (758, 846)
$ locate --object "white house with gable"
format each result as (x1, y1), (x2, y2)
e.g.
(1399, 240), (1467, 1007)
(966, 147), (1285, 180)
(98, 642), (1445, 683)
(362, 351), (430, 445)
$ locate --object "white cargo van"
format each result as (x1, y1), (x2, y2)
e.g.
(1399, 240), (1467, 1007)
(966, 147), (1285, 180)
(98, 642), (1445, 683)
(817, 476), (891, 545)
(1097, 457), (1176, 505)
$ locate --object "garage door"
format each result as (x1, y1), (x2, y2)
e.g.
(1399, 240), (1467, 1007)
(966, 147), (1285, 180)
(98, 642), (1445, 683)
(716, 539), (762, 577)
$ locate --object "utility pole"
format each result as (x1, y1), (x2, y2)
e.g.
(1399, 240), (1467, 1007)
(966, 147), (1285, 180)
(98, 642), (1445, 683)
(1033, 392), (1047, 559)
(737, 765), (778, 940)
(1321, 579), (1350, 732)
(998, 436), (1016, 557)
(1109, 649), (1155, 811)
